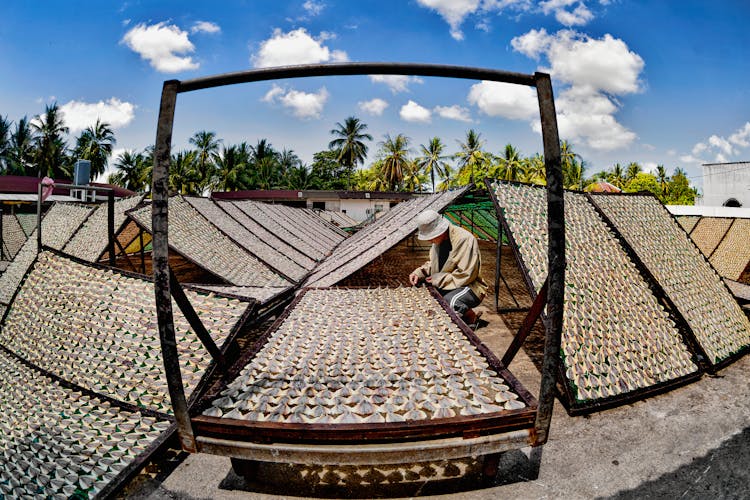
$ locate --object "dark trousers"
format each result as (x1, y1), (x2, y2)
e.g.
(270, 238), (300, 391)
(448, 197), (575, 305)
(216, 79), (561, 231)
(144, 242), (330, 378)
(437, 286), (480, 316)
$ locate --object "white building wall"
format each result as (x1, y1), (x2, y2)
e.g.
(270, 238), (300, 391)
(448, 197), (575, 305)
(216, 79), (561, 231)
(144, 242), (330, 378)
(700, 162), (750, 207)
(339, 199), (392, 221)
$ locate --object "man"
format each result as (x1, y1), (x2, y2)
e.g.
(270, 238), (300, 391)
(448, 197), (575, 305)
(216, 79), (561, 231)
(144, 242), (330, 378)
(409, 209), (488, 326)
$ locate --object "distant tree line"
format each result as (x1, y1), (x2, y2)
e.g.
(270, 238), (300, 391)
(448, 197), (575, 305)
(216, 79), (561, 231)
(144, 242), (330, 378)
(0, 106), (697, 204)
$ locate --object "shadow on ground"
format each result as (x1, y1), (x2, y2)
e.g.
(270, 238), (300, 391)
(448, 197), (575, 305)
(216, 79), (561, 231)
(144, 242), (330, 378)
(605, 427), (750, 500)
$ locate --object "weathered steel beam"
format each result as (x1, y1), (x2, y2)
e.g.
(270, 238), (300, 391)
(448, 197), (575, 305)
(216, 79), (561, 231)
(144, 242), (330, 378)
(533, 72), (564, 446)
(502, 278), (548, 367)
(108, 189), (116, 266)
(177, 62), (536, 93)
(153, 80), (197, 452)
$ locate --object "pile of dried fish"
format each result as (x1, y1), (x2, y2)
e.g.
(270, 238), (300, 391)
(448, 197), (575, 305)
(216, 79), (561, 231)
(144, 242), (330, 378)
(232, 201), (327, 261)
(676, 215), (700, 234)
(204, 287), (526, 423)
(2, 251), (249, 413)
(128, 197), (289, 288)
(493, 183), (698, 402)
(304, 189), (467, 288)
(42, 203), (95, 251)
(0, 349), (170, 498)
(2, 213), (27, 259)
(690, 217), (733, 256)
(0, 202), (93, 305)
(594, 195), (750, 363)
(709, 219), (750, 281)
(63, 195), (144, 262)
(184, 197), (308, 282)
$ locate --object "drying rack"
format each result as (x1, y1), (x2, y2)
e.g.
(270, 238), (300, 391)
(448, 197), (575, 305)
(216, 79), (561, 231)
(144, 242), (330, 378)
(150, 62), (566, 484)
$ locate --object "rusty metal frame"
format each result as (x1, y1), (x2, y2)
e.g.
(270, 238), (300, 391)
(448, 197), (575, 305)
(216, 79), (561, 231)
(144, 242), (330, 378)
(152, 62), (565, 452)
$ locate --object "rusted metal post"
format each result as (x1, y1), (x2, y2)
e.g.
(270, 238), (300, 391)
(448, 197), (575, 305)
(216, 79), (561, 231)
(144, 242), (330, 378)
(169, 267), (226, 369)
(153, 80), (197, 452)
(36, 182), (43, 252)
(0, 206), (4, 261)
(108, 189), (116, 266)
(532, 72), (564, 446)
(502, 278), (548, 367)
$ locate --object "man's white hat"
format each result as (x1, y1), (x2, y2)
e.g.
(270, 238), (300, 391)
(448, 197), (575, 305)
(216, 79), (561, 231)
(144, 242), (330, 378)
(415, 209), (450, 240)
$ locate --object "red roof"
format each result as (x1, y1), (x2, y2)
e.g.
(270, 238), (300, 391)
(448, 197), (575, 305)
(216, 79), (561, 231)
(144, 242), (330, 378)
(0, 175), (135, 198)
(211, 189), (413, 201)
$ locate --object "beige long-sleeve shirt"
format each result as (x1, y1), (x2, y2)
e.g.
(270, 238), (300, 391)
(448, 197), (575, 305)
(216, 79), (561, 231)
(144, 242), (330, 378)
(410, 223), (488, 300)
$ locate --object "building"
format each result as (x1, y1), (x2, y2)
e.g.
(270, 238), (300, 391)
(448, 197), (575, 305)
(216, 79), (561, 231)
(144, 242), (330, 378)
(211, 190), (416, 222)
(700, 161), (750, 208)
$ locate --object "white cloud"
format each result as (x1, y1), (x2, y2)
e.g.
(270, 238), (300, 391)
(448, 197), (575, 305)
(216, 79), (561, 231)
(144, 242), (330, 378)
(467, 81), (538, 121)
(537, 30), (644, 94)
(708, 135), (734, 156)
(368, 75), (423, 93)
(667, 149), (676, 156)
(121, 22), (199, 73)
(400, 100), (432, 123)
(358, 98), (389, 116)
(251, 28), (348, 68)
(692, 142), (708, 156)
(555, 3), (593, 25)
(416, 0), (481, 40)
(511, 28), (552, 59)
(191, 21), (221, 34)
(552, 88), (637, 150)
(416, 0), (596, 40)
(684, 122), (750, 166)
(540, 0), (593, 26)
(680, 154), (703, 165)
(508, 29), (645, 150)
(434, 105), (473, 122)
(262, 85), (329, 119)
(728, 121), (750, 148)
(60, 98), (136, 133)
(303, 0), (326, 16)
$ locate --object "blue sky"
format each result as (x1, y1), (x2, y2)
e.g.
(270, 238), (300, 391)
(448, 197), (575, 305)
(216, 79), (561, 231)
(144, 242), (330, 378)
(1, 0), (749, 190)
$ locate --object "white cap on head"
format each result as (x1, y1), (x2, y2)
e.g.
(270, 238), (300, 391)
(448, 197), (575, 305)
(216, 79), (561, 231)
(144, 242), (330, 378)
(415, 209), (450, 240)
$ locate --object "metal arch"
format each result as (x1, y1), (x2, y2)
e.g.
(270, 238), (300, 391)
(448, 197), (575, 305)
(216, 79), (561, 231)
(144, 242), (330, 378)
(152, 62), (564, 451)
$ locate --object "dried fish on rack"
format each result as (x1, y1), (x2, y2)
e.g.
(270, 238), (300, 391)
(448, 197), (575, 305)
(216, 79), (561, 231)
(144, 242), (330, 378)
(1, 251), (250, 414)
(0, 349), (171, 498)
(492, 182), (698, 404)
(593, 194), (750, 364)
(204, 287), (528, 424)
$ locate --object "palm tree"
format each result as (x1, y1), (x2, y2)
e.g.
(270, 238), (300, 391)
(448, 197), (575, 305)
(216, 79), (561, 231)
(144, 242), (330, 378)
(609, 163), (626, 189)
(284, 164), (317, 190)
(560, 140), (586, 190)
(8, 117), (36, 175)
(455, 129), (487, 185)
(497, 143), (523, 182)
(278, 148), (301, 179)
(170, 150), (201, 195)
(379, 133), (411, 191)
(416, 137), (450, 193)
(32, 103), (70, 178)
(0, 115), (11, 172)
(518, 154), (546, 185)
(189, 130), (221, 187)
(211, 144), (251, 192)
(73, 119), (116, 179)
(328, 117), (373, 189)
(109, 149), (151, 192)
(656, 164), (669, 196)
(626, 161), (642, 182)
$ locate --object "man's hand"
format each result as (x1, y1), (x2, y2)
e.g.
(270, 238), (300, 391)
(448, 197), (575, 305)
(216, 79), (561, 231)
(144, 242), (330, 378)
(425, 276), (433, 284)
(409, 273), (420, 286)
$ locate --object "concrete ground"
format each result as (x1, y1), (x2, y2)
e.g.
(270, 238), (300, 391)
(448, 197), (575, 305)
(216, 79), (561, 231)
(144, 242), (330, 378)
(121, 242), (750, 499)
